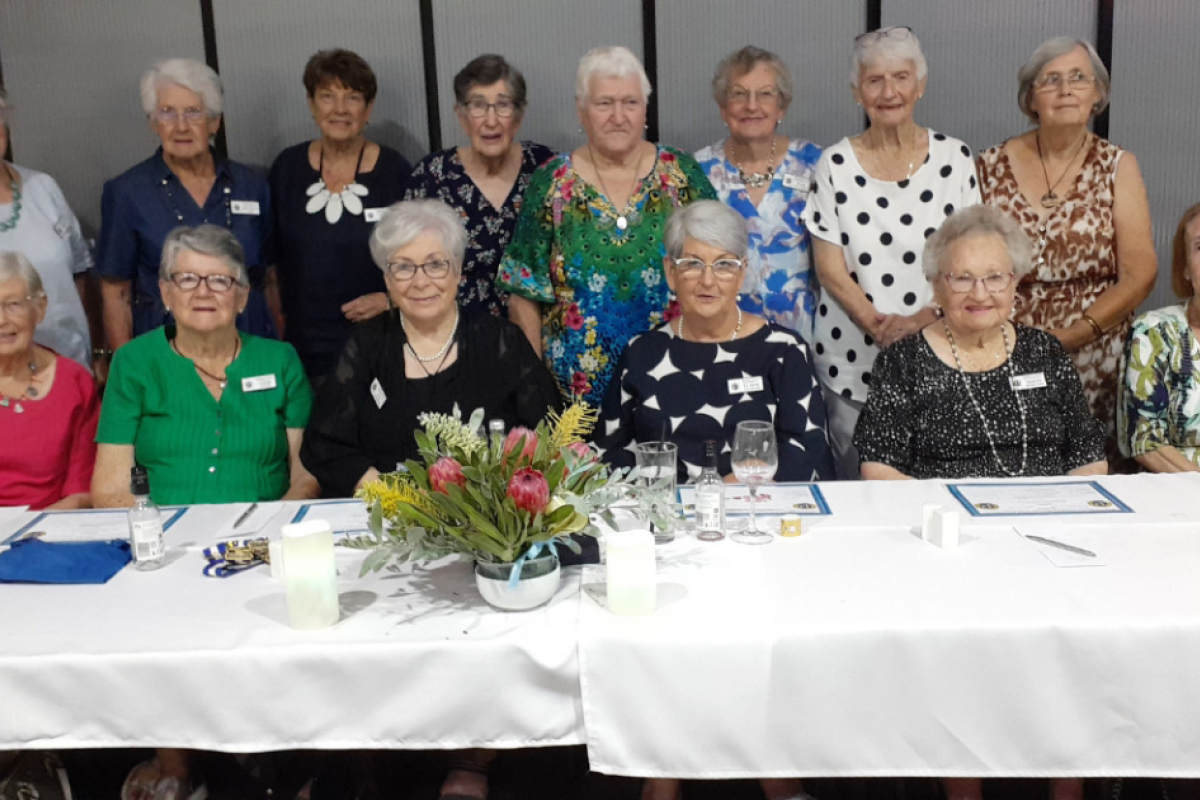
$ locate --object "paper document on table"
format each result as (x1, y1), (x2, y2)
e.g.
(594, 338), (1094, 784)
(947, 481), (1132, 517)
(4, 508), (188, 544)
(0, 506), (30, 545)
(292, 500), (371, 535)
(213, 502), (284, 537)
(679, 482), (830, 516)
(1016, 525), (1109, 567)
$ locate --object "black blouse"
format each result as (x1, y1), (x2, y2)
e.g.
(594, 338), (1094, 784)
(301, 311), (562, 497)
(854, 325), (1105, 479)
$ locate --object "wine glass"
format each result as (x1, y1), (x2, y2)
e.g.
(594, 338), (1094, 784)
(730, 420), (778, 545)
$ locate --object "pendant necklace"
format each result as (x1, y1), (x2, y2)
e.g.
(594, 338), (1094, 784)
(588, 143), (644, 232)
(306, 141), (369, 224)
(0, 358), (40, 414)
(173, 336), (241, 390)
(1035, 131), (1089, 209)
(943, 320), (1028, 477)
(402, 309), (460, 366)
(676, 307), (743, 342)
(868, 125), (920, 180)
(733, 135), (778, 189)
(0, 164), (22, 233)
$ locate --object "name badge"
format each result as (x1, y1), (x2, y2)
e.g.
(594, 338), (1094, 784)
(364, 207), (386, 223)
(782, 174), (812, 192)
(728, 376), (765, 394)
(370, 378), (387, 409)
(241, 374), (277, 392)
(1010, 372), (1047, 391)
(231, 200), (261, 216)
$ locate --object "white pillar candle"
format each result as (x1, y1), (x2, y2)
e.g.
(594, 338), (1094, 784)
(606, 530), (657, 615)
(281, 520), (339, 629)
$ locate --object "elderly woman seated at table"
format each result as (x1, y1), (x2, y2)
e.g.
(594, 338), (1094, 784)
(301, 198), (561, 498)
(0, 251), (99, 509)
(93, 224), (317, 507)
(596, 200), (834, 484)
(855, 204), (1106, 482)
(1120, 202), (1200, 472)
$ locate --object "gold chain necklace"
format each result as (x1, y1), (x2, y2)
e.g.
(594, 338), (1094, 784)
(588, 143), (644, 232)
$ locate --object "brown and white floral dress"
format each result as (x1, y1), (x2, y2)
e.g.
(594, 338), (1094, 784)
(977, 136), (1126, 458)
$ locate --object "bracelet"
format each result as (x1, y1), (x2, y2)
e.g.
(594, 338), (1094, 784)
(1081, 313), (1104, 340)
(92, 348), (113, 360)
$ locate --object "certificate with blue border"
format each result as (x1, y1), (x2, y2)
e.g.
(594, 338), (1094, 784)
(678, 482), (831, 516)
(4, 507), (188, 545)
(292, 500), (371, 534)
(946, 481), (1133, 517)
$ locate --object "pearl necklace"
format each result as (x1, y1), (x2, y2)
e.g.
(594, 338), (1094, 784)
(0, 358), (39, 413)
(943, 320), (1028, 477)
(733, 135), (778, 189)
(676, 307), (743, 342)
(403, 309), (460, 363)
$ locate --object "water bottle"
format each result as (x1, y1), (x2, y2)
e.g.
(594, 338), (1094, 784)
(128, 466), (165, 570)
(694, 441), (726, 541)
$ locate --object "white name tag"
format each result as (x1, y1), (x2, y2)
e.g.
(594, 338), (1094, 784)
(370, 378), (387, 409)
(241, 374), (277, 392)
(364, 207), (386, 223)
(728, 376), (765, 394)
(782, 174), (812, 192)
(231, 200), (261, 216)
(1010, 372), (1047, 391)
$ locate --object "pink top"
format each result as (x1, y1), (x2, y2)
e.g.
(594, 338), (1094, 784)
(0, 354), (99, 509)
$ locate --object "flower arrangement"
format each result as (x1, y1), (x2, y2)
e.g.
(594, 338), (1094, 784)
(348, 404), (644, 575)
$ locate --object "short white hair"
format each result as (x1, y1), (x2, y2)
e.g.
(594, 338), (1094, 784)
(850, 27), (928, 89)
(0, 251), (45, 297)
(140, 58), (223, 116)
(575, 46), (652, 105)
(369, 199), (467, 271)
(665, 201), (749, 260)
(922, 205), (1034, 282)
(1017, 37), (1110, 122)
(160, 224), (248, 285)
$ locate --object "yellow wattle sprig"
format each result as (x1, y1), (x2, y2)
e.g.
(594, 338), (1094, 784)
(547, 402), (598, 449)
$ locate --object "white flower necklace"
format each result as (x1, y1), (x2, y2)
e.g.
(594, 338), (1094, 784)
(305, 142), (369, 224)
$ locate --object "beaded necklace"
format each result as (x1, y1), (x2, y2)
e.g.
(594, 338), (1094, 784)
(676, 307), (743, 342)
(161, 172), (232, 229)
(402, 309), (460, 370)
(0, 357), (39, 414)
(0, 164), (22, 233)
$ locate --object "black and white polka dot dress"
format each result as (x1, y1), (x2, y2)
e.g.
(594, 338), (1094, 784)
(801, 131), (981, 402)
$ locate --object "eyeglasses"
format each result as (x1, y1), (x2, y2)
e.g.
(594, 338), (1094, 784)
(0, 296), (38, 318)
(152, 108), (210, 126)
(461, 98), (519, 118)
(726, 87), (781, 107)
(385, 259), (453, 281)
(671, 257), (745, 280)
(940, 272), (1016, 294)
(168, 272), (240, 292)
(855, 26), (914, 46)
(1034, 71), (1096, 93)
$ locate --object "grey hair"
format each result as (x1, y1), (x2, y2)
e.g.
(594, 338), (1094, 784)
(850, 27), (928, 89)
(664, 200), (749, 260)
(921, 205), (1034, 282)
(0, 251), (45, 297)
(159, 224), (248, 285)
(140, 58), (224, 117)
(369, 199), (467, 270)
(1017, 37), (1110, 122)
(711, 46), (793, 110)
(575, 46), (652, 105)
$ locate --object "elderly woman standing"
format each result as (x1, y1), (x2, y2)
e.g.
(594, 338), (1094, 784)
(93, 225), (316, 507)
(855, 205), (1105, 483)
(270, 49), (411, 381)
(498, 46), (715, 405)
(694, 46), (822, 337)
(978, 37), (1156, 464)
(0, 91), (96, 371)
(405, 54), (552, 316)
(97, 59), (279, 351)
(801, 27), (980, 479)
(1120, 202), (1200, 472)
(0, 252), (98, 509)
(302, 199), (561, 498)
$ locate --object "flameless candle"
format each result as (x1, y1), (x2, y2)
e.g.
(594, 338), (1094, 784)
(606, 530), (656, 615)
(281, 520), (339, 629)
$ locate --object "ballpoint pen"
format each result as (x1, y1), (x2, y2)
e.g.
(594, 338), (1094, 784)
(1026, 534), (1096, 558)
(233, 503), (258, 530)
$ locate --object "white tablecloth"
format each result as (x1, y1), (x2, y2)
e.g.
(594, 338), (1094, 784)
(578, 474), (1200, 778)
(0, 502), (584, 752)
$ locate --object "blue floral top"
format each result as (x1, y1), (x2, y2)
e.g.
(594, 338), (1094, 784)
(694, 137), (822, 339)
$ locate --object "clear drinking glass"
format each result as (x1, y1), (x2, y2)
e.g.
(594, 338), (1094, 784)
(730, 420), (778, 545)
(634, 441), (678, 544)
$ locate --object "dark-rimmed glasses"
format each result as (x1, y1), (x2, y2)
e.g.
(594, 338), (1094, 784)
(168, 272), (240, 292)
(460, 98), (519, 118)
(385, 259), (453, 281)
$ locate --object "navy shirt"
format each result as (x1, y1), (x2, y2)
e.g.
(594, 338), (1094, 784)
(96, 149), (276, 338)
(269, 142), (411, 377)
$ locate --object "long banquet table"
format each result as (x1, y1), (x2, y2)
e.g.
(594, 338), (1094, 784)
(2, 474), (1199, 779)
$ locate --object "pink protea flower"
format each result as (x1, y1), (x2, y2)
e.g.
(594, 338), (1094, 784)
(504, 427), (539, 462)
(428, 456), (466, 494)
(508, 468), (550, 515)
(567, 441), (596, 462)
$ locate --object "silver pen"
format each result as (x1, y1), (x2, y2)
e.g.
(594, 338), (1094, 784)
(1026, 534), (1096, 558)
(232, 503), (258, 530)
